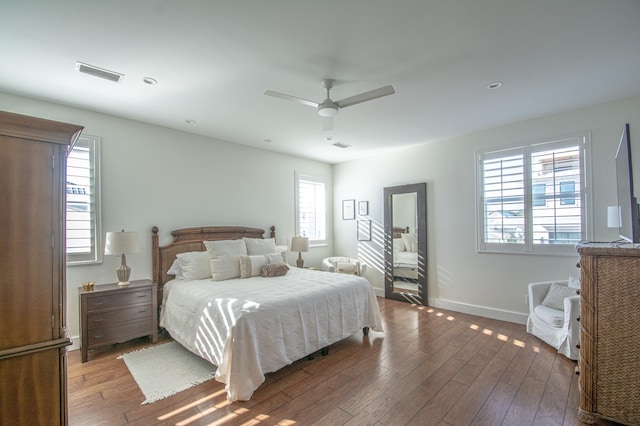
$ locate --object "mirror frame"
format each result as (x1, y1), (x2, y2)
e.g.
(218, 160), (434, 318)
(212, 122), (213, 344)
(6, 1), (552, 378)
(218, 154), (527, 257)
(384, 182), (427, 305)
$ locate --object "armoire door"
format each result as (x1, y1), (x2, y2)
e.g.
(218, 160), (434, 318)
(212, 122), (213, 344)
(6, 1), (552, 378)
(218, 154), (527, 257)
(0, 135), (57, 349)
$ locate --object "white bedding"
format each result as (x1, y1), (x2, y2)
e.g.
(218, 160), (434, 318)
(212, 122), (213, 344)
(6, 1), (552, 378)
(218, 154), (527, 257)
(159, 267), (382, 401)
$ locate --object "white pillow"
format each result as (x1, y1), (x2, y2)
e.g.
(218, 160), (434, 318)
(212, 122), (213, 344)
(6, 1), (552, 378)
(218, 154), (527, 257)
(204, 239), (247, 280)
(244, 237), (277, 255)
(401, 233), (418, 253)
(166, 259), (184, 279)
(239, 253), (285, 278)
(276, 245), (289, 265)
(541, 283), (577, 310)
(176, 251), (211, 280)
(393, 238), (406, 252)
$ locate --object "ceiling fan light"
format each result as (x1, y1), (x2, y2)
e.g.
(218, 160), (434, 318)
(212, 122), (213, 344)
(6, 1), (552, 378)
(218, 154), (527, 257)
(318, 104), (338, 117)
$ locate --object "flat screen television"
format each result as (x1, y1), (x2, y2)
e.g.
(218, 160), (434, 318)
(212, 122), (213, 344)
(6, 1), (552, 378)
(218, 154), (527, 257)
(615, 123), (640, 243)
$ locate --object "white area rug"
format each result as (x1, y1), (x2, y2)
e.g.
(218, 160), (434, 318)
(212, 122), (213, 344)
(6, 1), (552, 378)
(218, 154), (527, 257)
(118, 341), (217, 404)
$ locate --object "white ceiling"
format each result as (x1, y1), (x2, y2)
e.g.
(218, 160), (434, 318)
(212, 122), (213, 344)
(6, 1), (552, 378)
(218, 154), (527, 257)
(2, 0), (640, 164)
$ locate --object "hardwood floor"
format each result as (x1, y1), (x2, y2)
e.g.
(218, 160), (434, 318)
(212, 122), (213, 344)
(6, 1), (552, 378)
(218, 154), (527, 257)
(67, 298), (616, 426)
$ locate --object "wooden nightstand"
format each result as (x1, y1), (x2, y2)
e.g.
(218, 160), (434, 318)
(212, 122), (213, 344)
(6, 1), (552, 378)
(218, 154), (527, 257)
(79, 279), (157, 363)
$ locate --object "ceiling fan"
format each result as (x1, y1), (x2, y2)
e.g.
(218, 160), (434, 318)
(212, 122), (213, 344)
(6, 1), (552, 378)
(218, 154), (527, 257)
(264, 79), (395, 130)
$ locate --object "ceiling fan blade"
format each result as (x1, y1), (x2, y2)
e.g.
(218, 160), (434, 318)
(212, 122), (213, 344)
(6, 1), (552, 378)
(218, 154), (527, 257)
(336, 85), (395, 109)
(322, 116), (334, 132)
(264, 90), (319, 108)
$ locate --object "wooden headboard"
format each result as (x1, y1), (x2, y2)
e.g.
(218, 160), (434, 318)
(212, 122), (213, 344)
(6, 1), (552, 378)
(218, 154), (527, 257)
(392, 226), (410, 238)
(151, 225), (276, 286)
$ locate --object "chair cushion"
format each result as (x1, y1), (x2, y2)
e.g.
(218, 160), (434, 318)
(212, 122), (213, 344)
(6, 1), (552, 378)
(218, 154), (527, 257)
(541, 283), (576, 310)
(534, 304), (564, 328)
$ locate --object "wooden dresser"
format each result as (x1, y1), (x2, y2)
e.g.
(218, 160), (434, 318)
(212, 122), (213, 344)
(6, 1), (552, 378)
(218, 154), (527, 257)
(79, 279), (158, 362)
(0, 111), (83, 425)
(576, 243), (640, 425)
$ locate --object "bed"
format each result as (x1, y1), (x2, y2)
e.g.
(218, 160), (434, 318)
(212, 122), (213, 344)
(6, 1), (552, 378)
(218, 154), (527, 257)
(392, 226), (418, 282)
(151, 225), (382, 402)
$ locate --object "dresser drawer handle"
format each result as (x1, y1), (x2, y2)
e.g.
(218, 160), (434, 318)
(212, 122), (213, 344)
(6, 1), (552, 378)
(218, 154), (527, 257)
(92, 301), (104, 306)
(139, 309), (147, 313)
(93, 318), (104, 323)
(93, 334), (104, 339)
(137, 294), (148, 298)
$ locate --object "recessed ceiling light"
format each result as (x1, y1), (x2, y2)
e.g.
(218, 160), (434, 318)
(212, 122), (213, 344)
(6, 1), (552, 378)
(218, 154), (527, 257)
(264, 138), (272, 144)
(333, 142), (351, 149)
(143, 77), (158, 85)
(185, 119), (195, 124)
(487, 81), (503, 90)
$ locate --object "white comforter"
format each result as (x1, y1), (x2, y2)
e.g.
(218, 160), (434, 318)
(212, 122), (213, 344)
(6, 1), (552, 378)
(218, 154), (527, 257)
(159, 267), (382, 401)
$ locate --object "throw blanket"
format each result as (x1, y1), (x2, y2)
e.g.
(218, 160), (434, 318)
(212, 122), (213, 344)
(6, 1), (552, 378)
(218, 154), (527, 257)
(160, 267), (382, 401)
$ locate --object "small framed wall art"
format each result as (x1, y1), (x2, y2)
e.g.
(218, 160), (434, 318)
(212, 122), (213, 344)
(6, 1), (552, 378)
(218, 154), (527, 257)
(357, 220), (372, 241)
(358, 201), (369, 216)
(342, 199), (355, 220)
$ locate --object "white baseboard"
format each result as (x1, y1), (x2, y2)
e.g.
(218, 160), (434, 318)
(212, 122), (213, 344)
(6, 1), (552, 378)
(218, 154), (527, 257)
(373, 288), (528, 325)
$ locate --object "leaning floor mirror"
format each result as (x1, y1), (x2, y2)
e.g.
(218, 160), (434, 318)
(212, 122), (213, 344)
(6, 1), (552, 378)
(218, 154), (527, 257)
(383, 182), (427, 304)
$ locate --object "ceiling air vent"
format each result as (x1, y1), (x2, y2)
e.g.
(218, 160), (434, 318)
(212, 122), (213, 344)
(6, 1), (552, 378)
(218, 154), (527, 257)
(76, 61), (124, 83)
(333, 142), (351, 149)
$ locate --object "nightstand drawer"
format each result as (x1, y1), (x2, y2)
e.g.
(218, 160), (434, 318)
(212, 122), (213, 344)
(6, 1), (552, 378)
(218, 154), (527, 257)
(86, 290), (152, 312)
(88, 304), (153, 329)
(87, 318), (153, 346)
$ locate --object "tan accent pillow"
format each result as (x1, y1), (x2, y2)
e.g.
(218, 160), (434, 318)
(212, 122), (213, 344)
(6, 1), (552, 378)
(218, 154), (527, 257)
(240, 254), (285, 278)
(260, 262), (289, 277)
(337, 262), (358, 275)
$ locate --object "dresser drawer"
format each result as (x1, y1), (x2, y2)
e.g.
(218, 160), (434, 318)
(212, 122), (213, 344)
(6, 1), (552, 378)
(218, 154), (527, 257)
(85, 289), (152, 312)
(87, 318), (153, 347)
(87, 304), (153, 330)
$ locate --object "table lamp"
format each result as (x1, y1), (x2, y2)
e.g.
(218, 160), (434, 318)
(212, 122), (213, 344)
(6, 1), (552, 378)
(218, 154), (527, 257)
(290, 236), (309, 268)
(104, 230), (140, 286)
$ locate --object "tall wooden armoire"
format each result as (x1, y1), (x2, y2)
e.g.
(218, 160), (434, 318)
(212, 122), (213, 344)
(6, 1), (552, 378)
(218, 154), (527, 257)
(0, 111), (83, 425)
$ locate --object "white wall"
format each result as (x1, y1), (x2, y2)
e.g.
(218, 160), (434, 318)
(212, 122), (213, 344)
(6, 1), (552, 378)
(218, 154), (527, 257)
(0, 92), (334, 347)
(334, 95), (640, 323)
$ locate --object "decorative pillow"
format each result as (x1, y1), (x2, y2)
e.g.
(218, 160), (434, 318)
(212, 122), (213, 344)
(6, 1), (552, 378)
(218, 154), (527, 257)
(276, 245), (289, 265)
(393, 238), (406, 252)
(568, 275), (581, 289)
(244, 237), (277, 255)
(401, 233), (418, 253)
(204, 239), (247, 280)
(166, 259), (184, 279)
(260, 262), (289, 277)
(337, 261), (358, 275)
(541, 283), (577, 310)
(176, 251), (211, 281)
(239, 253), (285, 278)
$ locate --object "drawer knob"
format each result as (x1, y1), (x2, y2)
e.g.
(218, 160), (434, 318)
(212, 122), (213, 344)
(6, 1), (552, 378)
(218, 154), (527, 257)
(94, 334), (104, 339)
(576, 344), (580, 349)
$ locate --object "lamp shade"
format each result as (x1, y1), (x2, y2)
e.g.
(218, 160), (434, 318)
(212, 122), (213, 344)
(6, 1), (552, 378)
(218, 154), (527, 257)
(290, 236), (309, 253)
(104, 230), (140, 255)
(607, 205), (622, 228)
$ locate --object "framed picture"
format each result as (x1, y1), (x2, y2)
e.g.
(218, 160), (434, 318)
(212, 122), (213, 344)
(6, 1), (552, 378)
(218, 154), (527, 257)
(358, 200), (369, 216)
(357, 220), (371, 241)
(342, 199), (355, 220)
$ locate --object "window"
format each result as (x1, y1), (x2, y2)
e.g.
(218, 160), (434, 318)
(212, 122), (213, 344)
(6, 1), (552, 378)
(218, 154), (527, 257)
(295, 172), (327, 245)
(67, 134), (102, 264)
(476, 133), (590, 254)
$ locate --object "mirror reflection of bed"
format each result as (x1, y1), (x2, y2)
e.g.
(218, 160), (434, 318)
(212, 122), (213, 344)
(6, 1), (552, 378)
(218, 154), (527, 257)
(392, 225), (419, 295)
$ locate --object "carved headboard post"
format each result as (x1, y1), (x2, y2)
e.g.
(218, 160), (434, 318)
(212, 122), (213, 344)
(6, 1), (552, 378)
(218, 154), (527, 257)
(151, 226), (160, 284)
(270, 225), (276, 239)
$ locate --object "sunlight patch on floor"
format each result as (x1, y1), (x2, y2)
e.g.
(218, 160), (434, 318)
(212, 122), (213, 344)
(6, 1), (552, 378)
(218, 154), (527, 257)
(157, 389), (225, 421)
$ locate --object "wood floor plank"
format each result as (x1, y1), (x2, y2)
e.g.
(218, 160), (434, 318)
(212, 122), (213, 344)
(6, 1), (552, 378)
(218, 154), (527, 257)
(67, 298), (595, 426)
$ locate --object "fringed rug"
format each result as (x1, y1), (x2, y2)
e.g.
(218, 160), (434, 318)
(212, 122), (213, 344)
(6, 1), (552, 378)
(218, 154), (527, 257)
(118, 341), (217, 404)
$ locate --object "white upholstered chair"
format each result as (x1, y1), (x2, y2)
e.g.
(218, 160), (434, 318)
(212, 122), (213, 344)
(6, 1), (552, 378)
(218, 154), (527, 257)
(526, 279), (580, 360)
(321, 257), (367, 276)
